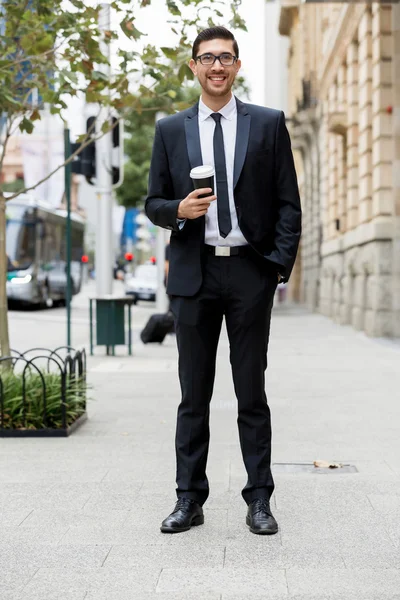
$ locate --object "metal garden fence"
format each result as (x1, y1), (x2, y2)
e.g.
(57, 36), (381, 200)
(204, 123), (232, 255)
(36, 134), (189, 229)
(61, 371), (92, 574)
(0, 346), (87, 437)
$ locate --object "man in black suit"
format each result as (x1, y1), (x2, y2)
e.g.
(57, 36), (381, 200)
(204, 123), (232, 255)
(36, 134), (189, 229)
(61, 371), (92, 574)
(145, 26), (301, 535)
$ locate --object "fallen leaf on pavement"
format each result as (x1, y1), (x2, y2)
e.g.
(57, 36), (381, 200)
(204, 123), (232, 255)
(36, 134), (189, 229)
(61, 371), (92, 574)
(314, 460), (343, 469)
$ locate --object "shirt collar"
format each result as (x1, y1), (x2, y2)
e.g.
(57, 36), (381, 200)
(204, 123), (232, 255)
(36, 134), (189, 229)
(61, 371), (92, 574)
(198, 94), (237, 122)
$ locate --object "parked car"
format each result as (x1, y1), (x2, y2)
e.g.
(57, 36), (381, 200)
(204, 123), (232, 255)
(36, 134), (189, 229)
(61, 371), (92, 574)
(125, 264), (157, 304)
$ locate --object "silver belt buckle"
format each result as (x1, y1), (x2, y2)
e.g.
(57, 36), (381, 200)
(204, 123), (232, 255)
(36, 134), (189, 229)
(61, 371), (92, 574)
(215, 246), (231, 257)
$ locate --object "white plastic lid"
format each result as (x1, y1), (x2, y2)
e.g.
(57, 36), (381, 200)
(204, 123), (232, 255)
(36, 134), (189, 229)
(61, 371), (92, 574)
(190, 165), (215, 179)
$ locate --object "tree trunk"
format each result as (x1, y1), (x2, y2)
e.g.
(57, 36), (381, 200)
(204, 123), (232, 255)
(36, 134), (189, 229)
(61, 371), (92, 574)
(0, 194), (11, 363)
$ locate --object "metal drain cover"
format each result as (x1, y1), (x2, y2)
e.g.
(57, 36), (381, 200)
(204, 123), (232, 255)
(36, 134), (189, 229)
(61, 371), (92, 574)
(272, 463), (358, 474)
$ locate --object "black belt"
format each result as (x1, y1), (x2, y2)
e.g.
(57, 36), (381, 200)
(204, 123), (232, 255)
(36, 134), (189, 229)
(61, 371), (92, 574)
(204, 244), (252, 257)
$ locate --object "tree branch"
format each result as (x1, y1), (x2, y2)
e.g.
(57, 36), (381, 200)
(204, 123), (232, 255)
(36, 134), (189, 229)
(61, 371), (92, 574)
(4, 111), (121, 201)
(0, 122), (14, 176)
(2, 47), (54, 73)
(6, 64), (50, 110)
(0, 35), (78, 73)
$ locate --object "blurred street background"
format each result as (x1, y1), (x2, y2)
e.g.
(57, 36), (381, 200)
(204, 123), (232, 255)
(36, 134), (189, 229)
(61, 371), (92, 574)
(3, 0), (400, 338)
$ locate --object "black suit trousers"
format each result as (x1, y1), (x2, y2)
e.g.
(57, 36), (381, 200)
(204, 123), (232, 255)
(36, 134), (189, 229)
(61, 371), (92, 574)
(170, 251), (277, 506)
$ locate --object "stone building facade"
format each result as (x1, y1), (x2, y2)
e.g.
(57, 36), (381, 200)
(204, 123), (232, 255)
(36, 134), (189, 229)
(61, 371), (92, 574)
(279, 1), (400, 337)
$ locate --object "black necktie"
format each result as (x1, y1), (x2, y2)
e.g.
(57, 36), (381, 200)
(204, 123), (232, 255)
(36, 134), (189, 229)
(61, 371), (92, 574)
(211, 113), (232, 238)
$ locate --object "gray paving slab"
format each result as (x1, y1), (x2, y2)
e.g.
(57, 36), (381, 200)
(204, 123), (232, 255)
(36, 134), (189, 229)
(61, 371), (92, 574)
(0, 467), (109, 483)
(86, 593), (221, 600)
(0, 567), (38, 597)
(370, 479), (400, 496)
(54, 482), (144, 496)
(14, 593), (87, 600)
(285, 569), (400, 597)
(82, 492), (137, 511)
(224, 538), (346, 569)
(0, 543), (111, 569)
(368, 493), (400, 547)
(22, 567), (161, 595)
(157, 567), (287, 595)
(102, 465), (175, 482)
(20, 508), (130, 528)
(60, 522), (172, 546)
(2, 304), (400, 598)
(368, 493), (400, 512)
(103, 543), (225, 569)
(0, 488), (92, 510)
(0, 509), (32, 526)
(223, 597), (400, 600)
(0, 524), (69, 545)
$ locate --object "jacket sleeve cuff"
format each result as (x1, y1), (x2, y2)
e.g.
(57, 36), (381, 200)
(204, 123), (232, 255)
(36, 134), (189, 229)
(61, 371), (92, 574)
(154, 199), (183, 232)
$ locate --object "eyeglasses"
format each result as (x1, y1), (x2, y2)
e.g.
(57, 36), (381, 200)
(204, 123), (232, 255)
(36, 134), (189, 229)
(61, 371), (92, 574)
(195, 53), (237, 66)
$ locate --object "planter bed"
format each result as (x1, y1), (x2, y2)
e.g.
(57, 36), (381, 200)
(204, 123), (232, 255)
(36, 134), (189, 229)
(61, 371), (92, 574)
(0, 412), (88, 437)
(0, 347), (88, 437)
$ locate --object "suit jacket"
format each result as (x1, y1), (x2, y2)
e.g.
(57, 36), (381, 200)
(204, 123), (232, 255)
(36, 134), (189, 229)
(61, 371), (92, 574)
(145, 97), (302, 297)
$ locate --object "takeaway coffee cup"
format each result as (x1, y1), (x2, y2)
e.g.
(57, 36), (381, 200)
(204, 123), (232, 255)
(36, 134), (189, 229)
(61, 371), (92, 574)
(190, 165), (215, 198)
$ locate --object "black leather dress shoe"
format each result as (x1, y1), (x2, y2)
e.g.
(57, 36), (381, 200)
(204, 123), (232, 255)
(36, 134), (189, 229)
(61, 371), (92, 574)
(160, 498), (204, 533)
(246, 498), (278, 535)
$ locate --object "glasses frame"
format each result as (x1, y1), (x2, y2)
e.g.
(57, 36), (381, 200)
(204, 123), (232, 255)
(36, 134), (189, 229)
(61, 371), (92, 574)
(195, 52), (238, 67)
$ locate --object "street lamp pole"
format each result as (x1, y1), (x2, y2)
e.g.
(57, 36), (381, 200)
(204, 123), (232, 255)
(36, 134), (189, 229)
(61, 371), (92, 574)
(63, 124), (72, 347)
(95, 2), (113, 298)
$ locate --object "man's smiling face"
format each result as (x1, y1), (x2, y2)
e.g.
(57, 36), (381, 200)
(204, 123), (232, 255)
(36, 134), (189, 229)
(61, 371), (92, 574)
(189, 38), (241, 99)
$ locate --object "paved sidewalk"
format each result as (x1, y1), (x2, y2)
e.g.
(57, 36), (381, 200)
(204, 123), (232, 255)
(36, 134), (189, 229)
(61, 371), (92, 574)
(1, 302), (400, 599)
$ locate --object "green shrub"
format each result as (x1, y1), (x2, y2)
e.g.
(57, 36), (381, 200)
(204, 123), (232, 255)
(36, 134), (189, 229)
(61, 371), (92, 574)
(0, 370), (87, 430)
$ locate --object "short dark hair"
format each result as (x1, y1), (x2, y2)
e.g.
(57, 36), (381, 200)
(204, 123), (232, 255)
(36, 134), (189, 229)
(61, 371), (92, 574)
(192, 26), (239, 60)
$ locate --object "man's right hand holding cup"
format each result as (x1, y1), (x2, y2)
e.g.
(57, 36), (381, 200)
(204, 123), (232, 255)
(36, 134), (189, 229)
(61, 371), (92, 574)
(179, 164), (216, 220)
(177, 188), (217, 220)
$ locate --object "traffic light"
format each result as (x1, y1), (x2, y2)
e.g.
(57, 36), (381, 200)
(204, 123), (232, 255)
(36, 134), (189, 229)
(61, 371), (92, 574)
(70, 116), (124, 188)
(71, 117), (96, 185)
(111, 116), (124, 188)
(124, 252), (134, 263)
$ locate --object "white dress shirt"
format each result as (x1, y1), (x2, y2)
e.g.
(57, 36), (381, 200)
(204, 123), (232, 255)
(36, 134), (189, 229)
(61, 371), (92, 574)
(198, 95), (247, 247)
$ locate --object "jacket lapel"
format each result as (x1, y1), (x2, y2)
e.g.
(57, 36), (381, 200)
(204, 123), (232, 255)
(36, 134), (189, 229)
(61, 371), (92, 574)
(234, 97), (251, 189)
(184, 102), (203, 170)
